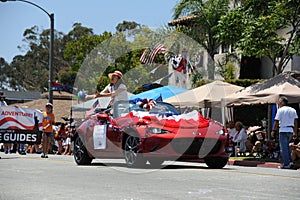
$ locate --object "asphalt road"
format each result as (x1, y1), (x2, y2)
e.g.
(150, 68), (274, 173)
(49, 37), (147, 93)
(0, 152), (299, 200)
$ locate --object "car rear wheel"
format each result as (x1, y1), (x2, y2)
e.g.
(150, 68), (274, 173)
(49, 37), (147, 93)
(124, 136), (146, 168)
(74, 136), (93, 165)
(204, 157), (229, 169)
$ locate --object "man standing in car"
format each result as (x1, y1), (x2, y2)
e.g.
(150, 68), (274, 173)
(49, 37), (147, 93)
(271, 96), (298, 169)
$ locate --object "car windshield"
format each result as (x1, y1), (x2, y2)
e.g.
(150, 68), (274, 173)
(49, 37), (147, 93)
(113, 100), (181, 118)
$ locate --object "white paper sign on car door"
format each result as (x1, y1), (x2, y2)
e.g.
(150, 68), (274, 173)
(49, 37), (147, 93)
(93, 125), (106, 149)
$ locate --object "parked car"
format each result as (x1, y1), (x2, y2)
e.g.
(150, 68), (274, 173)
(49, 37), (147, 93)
(73, 100), (230, 168)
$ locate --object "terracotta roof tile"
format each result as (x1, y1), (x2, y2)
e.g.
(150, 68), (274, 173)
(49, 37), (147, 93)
(168, 14), (197, 26)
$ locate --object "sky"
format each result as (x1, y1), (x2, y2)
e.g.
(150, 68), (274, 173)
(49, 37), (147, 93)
(0, 0), (179, 63)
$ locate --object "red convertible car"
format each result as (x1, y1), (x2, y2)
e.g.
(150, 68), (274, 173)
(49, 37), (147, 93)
(73, 100), (231, 168)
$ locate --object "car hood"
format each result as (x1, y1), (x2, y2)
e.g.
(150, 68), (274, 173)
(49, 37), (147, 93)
(113, 110), (209, 129)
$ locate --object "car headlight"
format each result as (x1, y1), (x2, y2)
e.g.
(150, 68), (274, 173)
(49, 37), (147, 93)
(215, 129), (225, 135)
(147, 127), (170, 134)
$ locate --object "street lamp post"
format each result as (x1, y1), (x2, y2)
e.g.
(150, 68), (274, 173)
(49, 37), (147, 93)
(1, 0), (54, 104)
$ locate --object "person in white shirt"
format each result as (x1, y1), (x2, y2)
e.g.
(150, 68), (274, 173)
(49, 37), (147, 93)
(100, 70), (127, 106)
(226, 121), (237, 139)
(271, 96), (298, 169)
(232, 121), (248, 154)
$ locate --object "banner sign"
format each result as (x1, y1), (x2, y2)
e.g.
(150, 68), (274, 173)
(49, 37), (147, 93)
(0, 106), (43, 144)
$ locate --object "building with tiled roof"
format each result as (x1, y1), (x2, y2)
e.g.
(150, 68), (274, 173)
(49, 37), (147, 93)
(168, 10), (300, 79)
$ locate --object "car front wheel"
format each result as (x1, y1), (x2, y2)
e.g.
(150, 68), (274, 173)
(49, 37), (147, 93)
(124, 136), (146, 168)
(204, 157), (229, 169)
(74, 136), (93, 165)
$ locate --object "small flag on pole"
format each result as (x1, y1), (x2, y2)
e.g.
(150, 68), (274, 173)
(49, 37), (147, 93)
(155, 94), (163, 102)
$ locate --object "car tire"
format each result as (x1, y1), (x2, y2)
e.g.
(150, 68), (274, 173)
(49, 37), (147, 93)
(148, 158), (164, 168)
(74, 136), (93, 165)
(124, 136), (146, 168)
(204, 157), (229, 169)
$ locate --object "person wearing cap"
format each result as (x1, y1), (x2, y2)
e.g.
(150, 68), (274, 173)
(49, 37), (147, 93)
(271, 96), (298, 169)
(86, 70), (128, 108)
(41, 103), (56, 158)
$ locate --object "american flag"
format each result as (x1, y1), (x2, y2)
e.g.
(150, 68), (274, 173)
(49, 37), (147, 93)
(140, 44), (166, 65)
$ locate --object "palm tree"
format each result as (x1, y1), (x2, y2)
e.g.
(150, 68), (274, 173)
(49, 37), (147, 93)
(172, 0), (230, 79)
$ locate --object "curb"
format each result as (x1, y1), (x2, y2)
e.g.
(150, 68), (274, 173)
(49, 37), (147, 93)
(228, 160), (281, 168)
(228, 159), (300, 170)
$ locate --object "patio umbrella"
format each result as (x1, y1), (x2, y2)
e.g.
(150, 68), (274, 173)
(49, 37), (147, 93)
(165, 80), (244, 107)
(129, 85), (188, 101)
(221, 72), (300, 140)
(222, 73), (300, 107)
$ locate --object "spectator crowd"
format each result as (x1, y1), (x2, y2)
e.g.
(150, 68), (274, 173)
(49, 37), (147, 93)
(0, 120), (75, 157)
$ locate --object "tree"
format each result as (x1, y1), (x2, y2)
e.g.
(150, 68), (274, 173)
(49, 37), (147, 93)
(5, 24), (72, 91)
(72, 26), (172, 94)
(73, 31), (147, 94)
(0, 58), (11, 90)
(3, 23), (109, 91)
(116, 21), (141, 32)
(172, 0), (230, 79)
(217, 0), (300, 75)
(64, 32), (112, 72)
(8, 26), (50, 91)
(63, 22), (94, 41)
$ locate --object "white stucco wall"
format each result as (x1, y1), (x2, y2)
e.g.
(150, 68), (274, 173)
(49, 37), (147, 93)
(292, 55), (300, 72)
